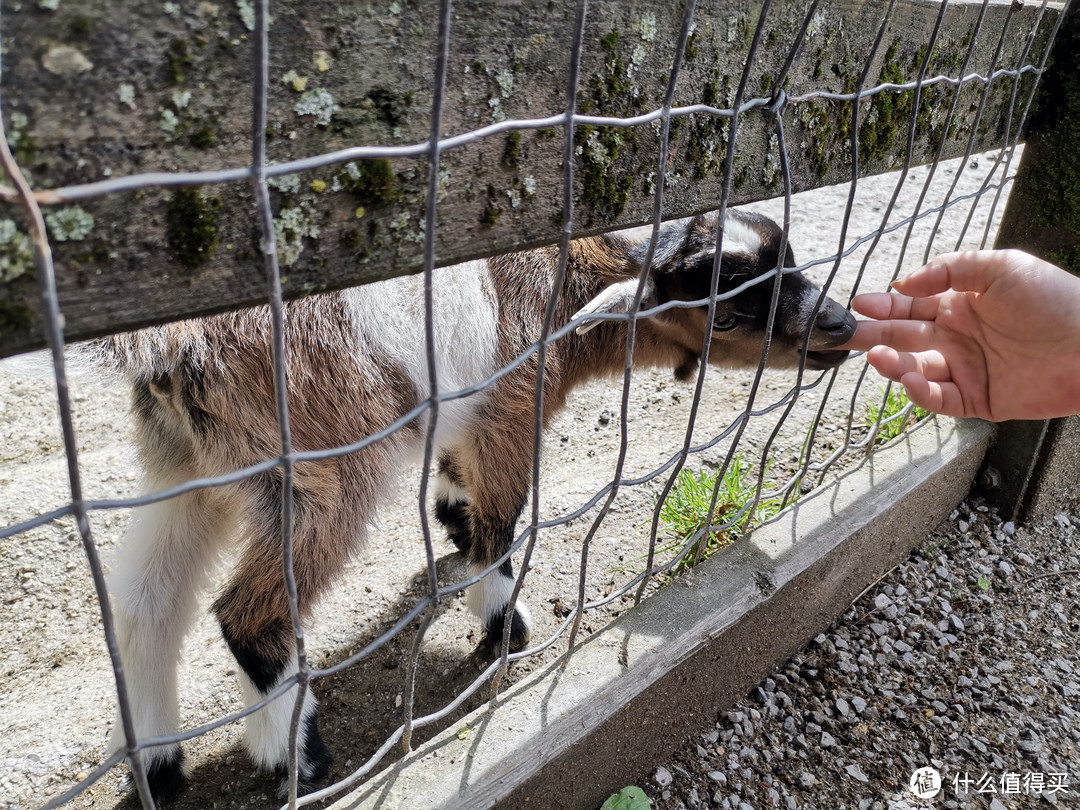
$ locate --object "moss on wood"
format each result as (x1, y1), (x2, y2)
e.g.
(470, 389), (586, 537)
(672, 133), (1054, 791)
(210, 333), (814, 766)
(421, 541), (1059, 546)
(858, 40), (912, 166)
(165, 188), (220, 269)
(503, 131), (522, 169)
(0, 299), (34, 338)
(339, 159), (400, 206)
(575, 29), (647, 225)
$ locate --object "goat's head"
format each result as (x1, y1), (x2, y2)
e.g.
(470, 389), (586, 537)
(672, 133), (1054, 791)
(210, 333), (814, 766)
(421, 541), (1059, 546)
(572, 210), (856, 377)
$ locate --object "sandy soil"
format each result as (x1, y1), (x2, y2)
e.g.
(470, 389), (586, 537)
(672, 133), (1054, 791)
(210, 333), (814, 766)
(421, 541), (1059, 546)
(0, 149), (1013, 810)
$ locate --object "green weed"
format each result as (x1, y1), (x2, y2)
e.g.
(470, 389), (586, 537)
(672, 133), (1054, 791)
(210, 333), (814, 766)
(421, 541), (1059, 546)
(864, 385), (929, 444)
(655, 456), (785, 579)
(600, 786), (651, 810)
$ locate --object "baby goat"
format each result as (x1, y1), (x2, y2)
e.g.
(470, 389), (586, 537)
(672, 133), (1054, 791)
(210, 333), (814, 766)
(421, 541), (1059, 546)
(96, 209), (855, 802)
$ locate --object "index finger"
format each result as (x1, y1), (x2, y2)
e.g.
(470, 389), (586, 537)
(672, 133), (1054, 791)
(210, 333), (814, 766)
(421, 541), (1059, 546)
(893, 250), (1011, 298)
(850, 291), (941, 322)
(837, 318), (936, 353)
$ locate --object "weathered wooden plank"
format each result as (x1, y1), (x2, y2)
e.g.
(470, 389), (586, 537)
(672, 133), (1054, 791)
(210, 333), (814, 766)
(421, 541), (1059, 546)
(0, 0), (1062, 356)
(979, 3), (1077, 526)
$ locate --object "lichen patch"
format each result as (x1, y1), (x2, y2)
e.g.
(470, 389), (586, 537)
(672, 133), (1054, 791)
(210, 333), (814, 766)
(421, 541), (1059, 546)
(41, 45), (92, 76)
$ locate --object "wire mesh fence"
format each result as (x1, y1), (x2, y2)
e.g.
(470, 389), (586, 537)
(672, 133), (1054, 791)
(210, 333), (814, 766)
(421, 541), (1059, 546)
(0, 1), (1069, 808)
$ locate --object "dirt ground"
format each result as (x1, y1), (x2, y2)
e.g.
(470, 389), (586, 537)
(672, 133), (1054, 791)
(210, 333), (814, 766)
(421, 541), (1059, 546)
(0, 150), (1012, 810)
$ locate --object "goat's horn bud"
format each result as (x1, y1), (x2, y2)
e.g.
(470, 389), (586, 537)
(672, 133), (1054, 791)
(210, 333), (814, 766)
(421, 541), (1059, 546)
(570, 278), (654, 335)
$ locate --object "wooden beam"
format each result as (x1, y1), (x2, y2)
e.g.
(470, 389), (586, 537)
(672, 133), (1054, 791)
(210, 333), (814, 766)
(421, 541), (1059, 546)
(0, 0), (1063, 356)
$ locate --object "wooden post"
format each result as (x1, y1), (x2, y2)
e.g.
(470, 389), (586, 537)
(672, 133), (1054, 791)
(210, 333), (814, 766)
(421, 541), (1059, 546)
(984, 2), (1080, 522)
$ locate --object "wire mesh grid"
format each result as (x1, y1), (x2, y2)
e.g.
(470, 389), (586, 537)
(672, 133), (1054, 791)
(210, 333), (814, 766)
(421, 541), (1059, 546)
(0, 0), (1069, 808)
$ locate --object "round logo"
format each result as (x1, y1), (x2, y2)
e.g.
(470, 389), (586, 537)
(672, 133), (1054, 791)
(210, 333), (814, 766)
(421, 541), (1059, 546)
(909, 766), (942, 799)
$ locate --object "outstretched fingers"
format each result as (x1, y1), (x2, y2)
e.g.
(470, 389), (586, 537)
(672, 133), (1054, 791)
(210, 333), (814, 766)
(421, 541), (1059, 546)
(897, 372), (967, 419)
(840, 316), (938, 354)
(865, 345), (949, 383)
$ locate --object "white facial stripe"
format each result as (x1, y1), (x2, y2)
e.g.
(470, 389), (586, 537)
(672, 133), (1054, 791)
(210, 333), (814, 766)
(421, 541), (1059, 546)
(721, 215), (763, 258)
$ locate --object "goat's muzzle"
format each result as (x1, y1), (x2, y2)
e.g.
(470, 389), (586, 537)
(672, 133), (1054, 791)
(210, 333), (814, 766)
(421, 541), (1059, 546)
(803, 299), (857, 369)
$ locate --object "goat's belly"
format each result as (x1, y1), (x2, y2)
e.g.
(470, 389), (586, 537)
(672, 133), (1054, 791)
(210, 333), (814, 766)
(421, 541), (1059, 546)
(343, 259), (499, 456)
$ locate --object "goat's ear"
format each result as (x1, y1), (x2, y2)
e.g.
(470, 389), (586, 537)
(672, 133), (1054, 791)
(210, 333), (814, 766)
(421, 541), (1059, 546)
(570, 278), (656, 335)
(783, 241), (797, 268)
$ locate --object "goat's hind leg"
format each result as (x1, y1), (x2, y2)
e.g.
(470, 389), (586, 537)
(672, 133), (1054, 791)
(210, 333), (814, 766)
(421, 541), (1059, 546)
(457, 441), (533, 656)
(212, 474), (360, 795)
(108, 484), (233, 804)
(434, 452), (471, 555)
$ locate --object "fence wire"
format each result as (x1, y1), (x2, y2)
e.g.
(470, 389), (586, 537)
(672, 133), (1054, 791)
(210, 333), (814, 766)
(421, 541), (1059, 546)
(0, 1), (1069, 808)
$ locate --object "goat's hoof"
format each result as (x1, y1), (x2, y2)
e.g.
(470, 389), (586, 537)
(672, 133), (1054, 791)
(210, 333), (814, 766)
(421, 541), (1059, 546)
(482, 607), (531, 656)
(140, 748), (186, 806)
(272, 721), (333, 797)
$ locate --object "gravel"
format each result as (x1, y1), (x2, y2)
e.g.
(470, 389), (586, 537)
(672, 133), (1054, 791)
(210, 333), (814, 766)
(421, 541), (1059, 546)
(641, 498), (1080, 809)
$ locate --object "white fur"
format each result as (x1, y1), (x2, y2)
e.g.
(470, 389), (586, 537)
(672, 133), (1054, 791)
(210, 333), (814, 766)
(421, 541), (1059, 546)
(434, 469), (470, 505)
(108, 484), (234, 766)
(345, 260), (498, 446)
(239, 652), (317, 773)
(1, 347), (113, 387)
(466, 563), (533, 634)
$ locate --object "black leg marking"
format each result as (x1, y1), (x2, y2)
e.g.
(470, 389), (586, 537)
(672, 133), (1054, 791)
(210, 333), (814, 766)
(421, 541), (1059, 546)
(272, 709), (333, 796)
(220, 617), (290, 693)
(221, 620), (332, 796)
(435, 455), (472, 554)
(482, 604), (531, 657)
(144, 748), (186, 806)
(435, 496), (472, 554)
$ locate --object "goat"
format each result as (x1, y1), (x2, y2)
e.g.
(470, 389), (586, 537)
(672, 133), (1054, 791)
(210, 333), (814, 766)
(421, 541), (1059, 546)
(94, 209), (855, 802)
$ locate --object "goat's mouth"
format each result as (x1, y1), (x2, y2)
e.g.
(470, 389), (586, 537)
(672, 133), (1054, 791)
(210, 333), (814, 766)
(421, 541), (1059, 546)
(801, 307), (857, 369)
(804, 348), (851, 369)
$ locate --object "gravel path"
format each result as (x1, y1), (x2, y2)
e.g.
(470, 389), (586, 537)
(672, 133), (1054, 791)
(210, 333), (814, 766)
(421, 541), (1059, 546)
(640, 497), (1080, 809)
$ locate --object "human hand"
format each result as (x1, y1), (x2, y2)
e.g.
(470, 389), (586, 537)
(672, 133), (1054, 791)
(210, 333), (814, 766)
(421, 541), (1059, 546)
(840, 249), (1080, 422)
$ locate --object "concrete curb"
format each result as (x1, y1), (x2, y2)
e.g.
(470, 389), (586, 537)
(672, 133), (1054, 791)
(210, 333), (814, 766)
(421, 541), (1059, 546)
(327, 416), (995, 810)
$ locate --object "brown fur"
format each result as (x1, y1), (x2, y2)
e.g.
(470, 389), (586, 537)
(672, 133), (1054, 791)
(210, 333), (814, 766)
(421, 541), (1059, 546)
(104, 214), (851, 657)
(118, 295), (420, 661)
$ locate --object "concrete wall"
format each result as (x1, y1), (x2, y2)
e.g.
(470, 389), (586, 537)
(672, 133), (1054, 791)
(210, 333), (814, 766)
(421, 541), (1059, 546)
(321, 416), (994, 810)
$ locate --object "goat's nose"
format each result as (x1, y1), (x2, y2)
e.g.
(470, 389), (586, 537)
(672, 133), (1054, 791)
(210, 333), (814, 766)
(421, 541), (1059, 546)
(816, 300), (856, 335)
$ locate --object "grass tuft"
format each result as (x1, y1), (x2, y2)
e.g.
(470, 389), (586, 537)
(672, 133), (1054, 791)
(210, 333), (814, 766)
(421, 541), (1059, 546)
(864, 385), (929, 444)
(655, 456), (785, 580)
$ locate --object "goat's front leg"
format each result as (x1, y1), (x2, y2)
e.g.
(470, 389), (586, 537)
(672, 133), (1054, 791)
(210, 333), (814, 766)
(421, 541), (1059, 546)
(456, 436), (534, 655)
(108, 484), (233, 805)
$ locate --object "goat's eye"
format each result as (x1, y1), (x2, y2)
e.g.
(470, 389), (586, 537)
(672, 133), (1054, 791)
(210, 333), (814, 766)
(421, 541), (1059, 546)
(712, 313), (740, 332)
